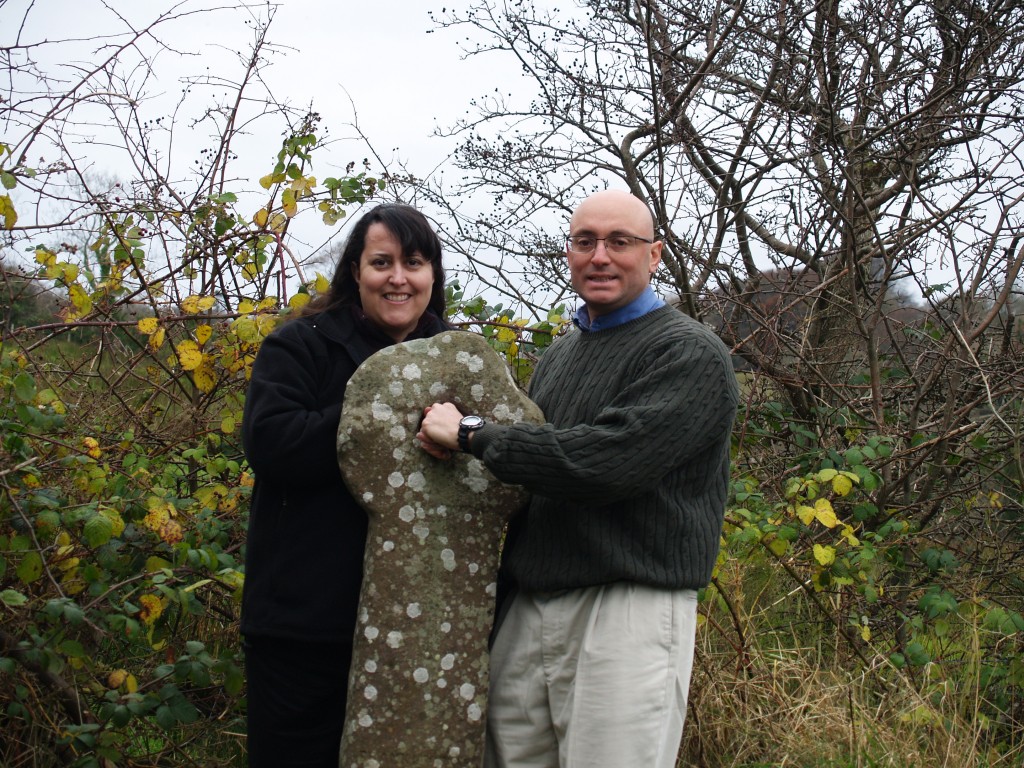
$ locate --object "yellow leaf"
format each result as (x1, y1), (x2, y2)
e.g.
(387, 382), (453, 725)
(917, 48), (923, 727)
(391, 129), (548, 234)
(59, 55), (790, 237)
(814, 498), (839, 528)
(832, 474), (854, 496)
(145, 556), (173, 573)
(238, 299), (256, 314)
(108, 669), (128, 689)
(176, 340), (203, 371)
(81, 436), (101, 459)
(268, 212), (287, 232)
(126, 674), (138, 693)
(138, 594), (163, 626)
(288, 293), (311, 310)
(68, 284), (93, 318)
(192, 364), (217, 393)
(796, 505), (816, 525)
(860, 625), (871, 642)
(314, 273), (330, 294)
(60, 263), (80, 283)
(259, 172), (285, 189)
(99, 507), (126, 537)
(816, 468), (838, 482)
(182, 295), (216, 314)
(766, 537), (788, 557)
(257, 297), (278, 311)
(148, 327), (166, 351)
(813, 544), (836, 565)
(137, 317), (159, 335)
(0, 193), (17, 229)
(195, 324), (213, 345)
(253, 208), (269, 227)
(143, 502), (170, 532)
(282, 189), (298, 218)
(230, 316), (257, 343)
(158, 519), (183, 544)
(841, 525), (860, 546)
(35, 248), (56, 266)
(221, 415), (236, 434)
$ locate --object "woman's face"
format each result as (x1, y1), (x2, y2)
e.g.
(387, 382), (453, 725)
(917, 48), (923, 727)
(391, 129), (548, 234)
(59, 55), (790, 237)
(353, 222), (435, 342)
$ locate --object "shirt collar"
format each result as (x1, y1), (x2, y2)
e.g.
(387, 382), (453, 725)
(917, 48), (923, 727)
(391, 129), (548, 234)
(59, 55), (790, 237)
(573, 286), (666, 332)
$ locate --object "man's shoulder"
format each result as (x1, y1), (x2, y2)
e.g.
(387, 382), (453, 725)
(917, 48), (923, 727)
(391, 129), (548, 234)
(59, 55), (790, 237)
(646, 306), (730, 350)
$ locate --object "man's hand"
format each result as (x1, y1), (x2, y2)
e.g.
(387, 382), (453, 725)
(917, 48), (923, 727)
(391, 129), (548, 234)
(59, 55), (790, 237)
(417, 402), (464, 460)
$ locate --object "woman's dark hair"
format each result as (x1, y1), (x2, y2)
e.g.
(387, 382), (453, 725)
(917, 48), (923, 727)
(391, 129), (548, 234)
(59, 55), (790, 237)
(302, 203), (446, 318)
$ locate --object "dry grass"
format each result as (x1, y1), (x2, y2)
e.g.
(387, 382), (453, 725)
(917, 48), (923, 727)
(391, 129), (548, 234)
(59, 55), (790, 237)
(679, 628), (1024, 768)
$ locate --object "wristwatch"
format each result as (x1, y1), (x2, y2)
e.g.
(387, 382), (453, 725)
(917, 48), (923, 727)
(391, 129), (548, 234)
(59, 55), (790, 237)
(457, 414), (485, 453)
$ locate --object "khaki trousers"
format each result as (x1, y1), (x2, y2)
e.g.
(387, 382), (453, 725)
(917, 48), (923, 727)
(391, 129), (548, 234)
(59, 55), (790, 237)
(484, 583), (698, 768)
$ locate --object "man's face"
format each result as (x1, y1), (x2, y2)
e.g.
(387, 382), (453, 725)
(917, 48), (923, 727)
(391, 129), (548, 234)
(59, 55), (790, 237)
(567, 193), (663, 318)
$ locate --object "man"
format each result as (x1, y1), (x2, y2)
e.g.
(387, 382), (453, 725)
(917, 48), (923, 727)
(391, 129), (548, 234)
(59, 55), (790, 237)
(418, 189), (738, 768)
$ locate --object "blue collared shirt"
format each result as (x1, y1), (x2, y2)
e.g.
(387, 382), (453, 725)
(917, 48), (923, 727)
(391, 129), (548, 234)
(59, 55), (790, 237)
(573, 286), (666, 332)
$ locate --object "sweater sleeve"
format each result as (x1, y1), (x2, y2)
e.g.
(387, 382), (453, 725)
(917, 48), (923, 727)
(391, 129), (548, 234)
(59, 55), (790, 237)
(241, 322), (346, 485)
(472, 326), (738, 504)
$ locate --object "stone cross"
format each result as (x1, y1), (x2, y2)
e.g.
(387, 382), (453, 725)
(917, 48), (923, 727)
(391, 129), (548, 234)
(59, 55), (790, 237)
(336, 331), (543, 768)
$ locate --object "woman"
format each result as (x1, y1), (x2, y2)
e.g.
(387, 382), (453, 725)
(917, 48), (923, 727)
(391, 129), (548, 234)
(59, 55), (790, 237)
(240, 204), (449, 767)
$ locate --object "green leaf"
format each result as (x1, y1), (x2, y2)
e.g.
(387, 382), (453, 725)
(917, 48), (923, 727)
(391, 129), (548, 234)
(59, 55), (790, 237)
(16, 551), (43, 584)
(1, 589), (28, 607)
(83, 514), (114, 548)
(185, 640), (205, 656)
(0, 171), (16, 190)
(155, 704), (176, 730)
(903, 641), (931, 666)
(13, 372), (36, 403)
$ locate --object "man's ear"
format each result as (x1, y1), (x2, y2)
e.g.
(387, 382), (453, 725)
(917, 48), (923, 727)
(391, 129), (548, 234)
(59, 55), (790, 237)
(649, 240), (664, 274)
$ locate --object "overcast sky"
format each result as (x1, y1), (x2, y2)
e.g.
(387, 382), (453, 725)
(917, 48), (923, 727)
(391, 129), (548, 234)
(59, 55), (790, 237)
(7, 1), (524, 213)
(0, 0), (551, 298)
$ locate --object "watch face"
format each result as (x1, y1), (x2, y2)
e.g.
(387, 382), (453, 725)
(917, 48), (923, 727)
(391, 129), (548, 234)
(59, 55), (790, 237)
(460, 415), (485, 429)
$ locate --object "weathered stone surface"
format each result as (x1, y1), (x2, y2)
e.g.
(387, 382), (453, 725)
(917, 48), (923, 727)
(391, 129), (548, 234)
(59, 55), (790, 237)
(337, 331), (543, 768)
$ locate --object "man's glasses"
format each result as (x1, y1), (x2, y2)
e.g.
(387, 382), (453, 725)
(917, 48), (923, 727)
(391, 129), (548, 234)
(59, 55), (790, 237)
(566, 234), (654, 254)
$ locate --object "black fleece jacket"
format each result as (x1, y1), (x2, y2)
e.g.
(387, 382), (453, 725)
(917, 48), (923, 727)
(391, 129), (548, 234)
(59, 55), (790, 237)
(240, 306), (447, 642)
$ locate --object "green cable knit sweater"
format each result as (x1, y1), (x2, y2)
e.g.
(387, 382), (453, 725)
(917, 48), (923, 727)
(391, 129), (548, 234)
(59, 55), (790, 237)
(470, 304), (739, 592)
